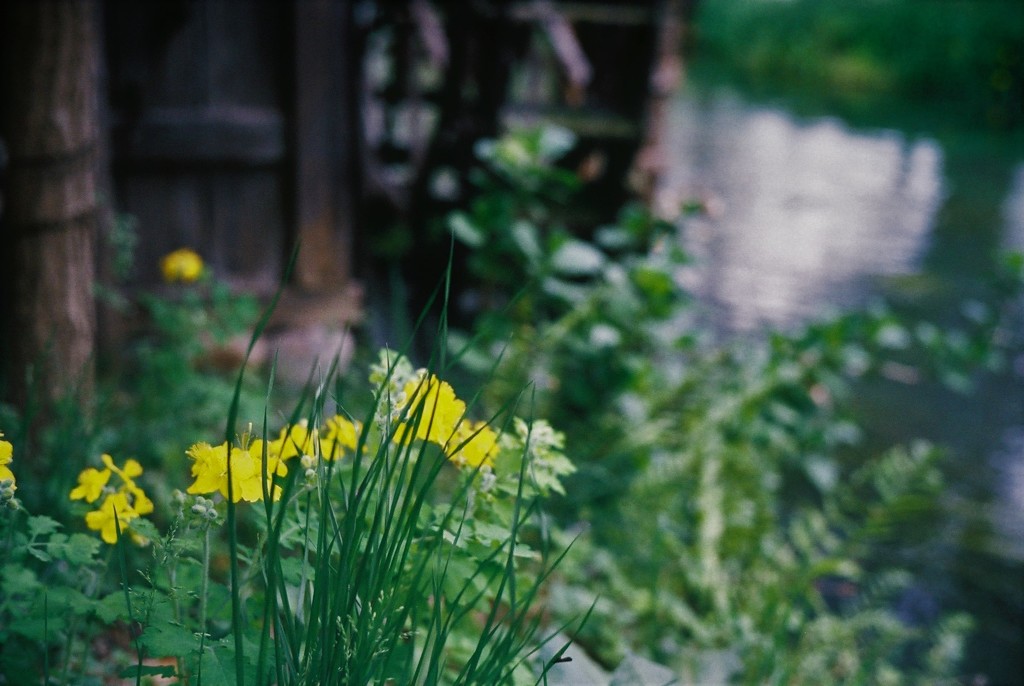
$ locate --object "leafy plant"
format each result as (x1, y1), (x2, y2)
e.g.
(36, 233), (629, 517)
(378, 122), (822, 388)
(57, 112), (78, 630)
(0, 242), (582, 683)
(445, 125), (1024, 683)
(0, 338), (579, 684)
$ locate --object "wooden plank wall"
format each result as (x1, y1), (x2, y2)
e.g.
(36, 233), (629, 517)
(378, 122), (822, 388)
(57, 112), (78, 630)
(105, 0), (356, 296)
(102, 0), (677, 300)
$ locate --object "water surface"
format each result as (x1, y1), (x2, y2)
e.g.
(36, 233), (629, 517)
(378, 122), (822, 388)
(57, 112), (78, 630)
(657, 71), (1024, 680)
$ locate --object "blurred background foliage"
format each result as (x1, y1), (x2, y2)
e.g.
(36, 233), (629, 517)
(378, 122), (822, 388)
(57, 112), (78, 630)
(438, 125), (1024, 683)
(695, 0), (1024, 130)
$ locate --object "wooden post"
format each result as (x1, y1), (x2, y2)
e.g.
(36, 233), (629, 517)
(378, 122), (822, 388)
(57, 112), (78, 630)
(292, 0), (355, 292)
(0, 0), (100, 411)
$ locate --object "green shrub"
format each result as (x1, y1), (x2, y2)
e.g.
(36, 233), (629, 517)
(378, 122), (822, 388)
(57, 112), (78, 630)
(447, 126), (1024, 683)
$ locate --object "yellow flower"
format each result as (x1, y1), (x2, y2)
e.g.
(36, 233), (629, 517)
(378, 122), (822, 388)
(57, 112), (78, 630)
(160, 247), (204, 283)
(74, 455), (153, 545)
(0, 432), (14, 483)
(102, 453), (143, 481)
(124, 480), (154, 516)
(269, 421), (319, 461)
(449, 421), (499, 469)
(70, 467), (111, 503)
(71, 454), (149, 505)
(85, 492), (140, 545)
(322, 415), (360, 461)
(395, 373), (466, 447)
(224, 443), (273, 503)
(187, 442), (227, 494)
(186, 439), (286, 503)
(387, 372), (499, 469)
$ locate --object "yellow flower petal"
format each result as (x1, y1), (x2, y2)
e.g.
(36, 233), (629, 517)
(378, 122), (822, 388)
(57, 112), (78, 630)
(449, 421), (499, 469)
(102, 453), (144, 482)
(186, 439), (283, 503)
(322, 415), (360, 460)
(86, 492), (137, 545)
(0, 433), (13, 484)
(70, 467), (112, 503)
(269, 421), (318, 461)
(121, 459), (144, 479)
(397, 374), (466, 447)
(186, 442), (228, 496)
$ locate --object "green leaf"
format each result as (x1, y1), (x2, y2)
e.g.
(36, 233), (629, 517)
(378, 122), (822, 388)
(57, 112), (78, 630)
(510, 220), (543, 263)
(8, 616), (58, 641)
(27, 515), (61, 538)
(449, 212), (485, 248)
(589, 324), (622, 349)
(809, 558), (861, 580)
(277, 555), (305, 585)
(471, 522), (513, 547)
(440, 553), (490, 600)
(140, 622), (199, 657)
(874, 322), (910, 349)
(805, 456), (839, 493)
(57, 533), (102, 566)
(594, 225), (633, 250)
(537, 125), (576, 160)
(94, 591), (131, 624)
(26, 547), (52, 563)
(130, 518), (161, 545)
(1, 565), (40, 595)
(541, 277), (589, 305)
(198, 644), (240, 685)
(550, 240), (605, 276)
(631, 265), (674, 299)
(40, 586), (93, 618)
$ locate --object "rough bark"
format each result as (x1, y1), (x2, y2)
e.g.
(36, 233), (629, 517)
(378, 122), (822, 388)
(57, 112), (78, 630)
(0, 0), (100, 410)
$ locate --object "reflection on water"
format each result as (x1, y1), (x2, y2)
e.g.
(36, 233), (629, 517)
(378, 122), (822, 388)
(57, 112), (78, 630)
(658, 78), (1024, 680)
(660, 90), (949, 330)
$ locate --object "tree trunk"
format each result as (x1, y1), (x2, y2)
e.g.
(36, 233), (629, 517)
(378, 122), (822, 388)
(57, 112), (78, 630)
(0, 0), (100, 411)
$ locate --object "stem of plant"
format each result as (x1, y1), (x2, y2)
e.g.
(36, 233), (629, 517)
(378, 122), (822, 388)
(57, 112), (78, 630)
(167, 556), (185, 679)
(59, 610), (77, 684)
(297, 490), (312, 625)
(60, 563), (101, 684)
(201, 525), (210, 640)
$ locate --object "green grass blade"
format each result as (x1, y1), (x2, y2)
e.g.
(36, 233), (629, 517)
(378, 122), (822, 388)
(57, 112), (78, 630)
(222, 243), (300, 686)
